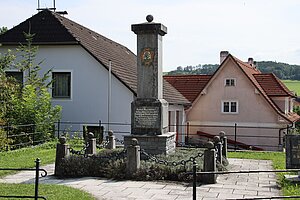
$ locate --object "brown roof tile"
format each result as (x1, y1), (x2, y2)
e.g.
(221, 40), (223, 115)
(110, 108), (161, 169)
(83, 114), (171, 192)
(0, 10), (187, 105)
(164, 75), (212, 103)
(254, 73), (294, 96)
(230, 55), (299, 123)
(163, 79), (190, 105)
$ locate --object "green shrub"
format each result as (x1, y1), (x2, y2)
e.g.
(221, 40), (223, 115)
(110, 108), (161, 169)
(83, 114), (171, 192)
(0, 128), (12, 151)
(56, 147), (226, 182)
(57, 149), (127, 179)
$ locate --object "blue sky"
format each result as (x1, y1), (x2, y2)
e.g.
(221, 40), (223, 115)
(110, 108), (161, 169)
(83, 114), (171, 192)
(1, 0), (300, 72)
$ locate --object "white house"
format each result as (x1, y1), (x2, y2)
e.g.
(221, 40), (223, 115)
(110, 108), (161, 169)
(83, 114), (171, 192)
(0, 10), (189, 140)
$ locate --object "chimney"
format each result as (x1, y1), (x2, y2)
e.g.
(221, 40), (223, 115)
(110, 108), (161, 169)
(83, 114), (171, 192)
(248, 57), (254, 66)
(220, 51), (229, 64)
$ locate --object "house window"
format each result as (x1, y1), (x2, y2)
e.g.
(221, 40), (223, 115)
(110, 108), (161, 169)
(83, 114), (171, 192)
(225, 78), (236, 86)
(222, 101), (238, 113)
(52, 72), (71, 98)
(5, 71), (23, 84)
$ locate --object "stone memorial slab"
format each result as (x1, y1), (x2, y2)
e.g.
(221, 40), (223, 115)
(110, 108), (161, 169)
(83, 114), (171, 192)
(131, 99), (168, 135)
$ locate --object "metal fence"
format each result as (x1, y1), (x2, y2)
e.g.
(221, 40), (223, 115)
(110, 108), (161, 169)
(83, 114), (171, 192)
(170, 123), (293, 151)
(0, 123), (54, 151)
(55, 120), (131, 142)
(1, 120), (295, 152)
(0, 158), (47, 200)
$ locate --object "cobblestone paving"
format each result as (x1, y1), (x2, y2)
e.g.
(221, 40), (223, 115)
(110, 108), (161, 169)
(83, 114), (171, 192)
(0, 159), (281, 200)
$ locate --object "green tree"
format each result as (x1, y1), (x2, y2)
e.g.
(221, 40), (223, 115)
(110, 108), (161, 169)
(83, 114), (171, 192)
(0, 32), (61, 147)
(0, 27), (7, 35)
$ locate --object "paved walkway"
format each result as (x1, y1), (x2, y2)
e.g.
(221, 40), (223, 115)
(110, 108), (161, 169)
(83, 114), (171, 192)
(0, 159), (281, 200)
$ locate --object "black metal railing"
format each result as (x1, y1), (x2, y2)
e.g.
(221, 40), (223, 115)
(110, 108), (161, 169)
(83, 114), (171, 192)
(170, 123), (293, 151)
(0, 158), (47, 199)
(1, 120), (295, 152)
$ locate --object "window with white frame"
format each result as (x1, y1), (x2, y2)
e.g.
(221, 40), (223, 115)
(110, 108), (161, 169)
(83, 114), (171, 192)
(52, 72), (71, 98)
(225, 78), (236, 86)
(222, 101), (238, 113)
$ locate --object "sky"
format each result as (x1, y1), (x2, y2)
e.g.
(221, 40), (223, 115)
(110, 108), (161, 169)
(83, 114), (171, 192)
(1, 0), (300, 72)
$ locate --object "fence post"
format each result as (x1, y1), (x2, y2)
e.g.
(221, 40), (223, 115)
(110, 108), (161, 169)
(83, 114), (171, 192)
(213, 136), (222, 164)
(219, 131), (227, 158)
(107, 130), (116, 149)
(193, 161), (197, 200)
(35, 158), (40, 200)
(203, 141), (217, 184)
(126, 138), (140, 177)
(234, 123), (237, 151)
(186, 122), (190, 144)
(55, 136), (69, 176)
(86, 132), (96, 155)
(6, 122), (9, 151)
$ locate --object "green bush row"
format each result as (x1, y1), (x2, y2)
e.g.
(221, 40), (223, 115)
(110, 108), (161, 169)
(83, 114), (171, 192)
(56, 148), (227, 182)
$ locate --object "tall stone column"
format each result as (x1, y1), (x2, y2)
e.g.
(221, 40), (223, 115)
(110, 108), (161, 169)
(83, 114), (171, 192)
(124, 15), (176, 155)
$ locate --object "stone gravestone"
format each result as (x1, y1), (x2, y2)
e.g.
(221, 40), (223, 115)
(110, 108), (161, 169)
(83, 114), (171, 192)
(124, 15), (176, 155)
(285, 134), (300, 169)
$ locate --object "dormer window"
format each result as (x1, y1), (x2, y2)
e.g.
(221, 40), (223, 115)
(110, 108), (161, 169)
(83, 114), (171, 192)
(225, 78), (236, 86)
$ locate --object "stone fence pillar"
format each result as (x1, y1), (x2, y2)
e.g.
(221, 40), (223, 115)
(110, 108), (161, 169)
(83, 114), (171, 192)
(219, 131), (227, 158)
(203, 141), (217, 184)
(213, 136), (222, 164)
(107, 130), (116, 149)
(55, 136), (69, 176)
(126, 138), (140, 177)
(85, 132), (96, 155)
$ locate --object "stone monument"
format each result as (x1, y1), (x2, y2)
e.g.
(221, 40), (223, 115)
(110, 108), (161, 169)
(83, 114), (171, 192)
(285, 134), (300, 169)
(284, 134), (300, 182)
(124, 15), (176, 155)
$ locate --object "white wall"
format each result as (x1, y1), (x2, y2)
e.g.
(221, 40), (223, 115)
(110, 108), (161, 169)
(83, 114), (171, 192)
(1, 45), (134, 137)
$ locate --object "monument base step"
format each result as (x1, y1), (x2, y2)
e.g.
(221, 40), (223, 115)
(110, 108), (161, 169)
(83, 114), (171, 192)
(124, 132), (176, 155)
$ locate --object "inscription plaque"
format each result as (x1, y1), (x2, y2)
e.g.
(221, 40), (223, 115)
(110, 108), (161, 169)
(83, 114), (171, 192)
(286, 134), (300, 169)
(134, 106), (159, 128)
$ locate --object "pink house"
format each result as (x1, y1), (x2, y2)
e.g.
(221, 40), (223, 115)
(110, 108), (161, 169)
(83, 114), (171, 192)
(165, 51), (300, 151)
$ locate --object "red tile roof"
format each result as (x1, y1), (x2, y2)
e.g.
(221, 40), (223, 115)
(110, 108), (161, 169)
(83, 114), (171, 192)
(254, 73), (295, 96)
(165, 54), (299, 123)
(164, 75), (212, 103)
(0, 10), (189, 105)
(163, 79), (190, 105)
(230, 55), (299, 123)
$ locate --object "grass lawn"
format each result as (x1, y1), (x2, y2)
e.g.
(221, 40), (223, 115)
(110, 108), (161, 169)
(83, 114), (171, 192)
(0, 183), (95, 200)
(228, 151), (300, 197)
(0, 142), (57, 177)
(0, 141), (96, 199)
(282, 80), (300, 95)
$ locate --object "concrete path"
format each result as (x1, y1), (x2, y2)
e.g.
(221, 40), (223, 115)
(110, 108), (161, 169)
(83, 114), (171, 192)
(0, 158), (281, 200)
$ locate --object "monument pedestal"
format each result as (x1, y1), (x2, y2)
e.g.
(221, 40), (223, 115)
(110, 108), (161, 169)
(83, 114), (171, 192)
(124, 132), (176, 155)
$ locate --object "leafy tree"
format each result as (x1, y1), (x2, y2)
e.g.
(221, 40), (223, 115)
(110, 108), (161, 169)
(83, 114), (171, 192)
(0, 27), (7, 35)
(167, 61), (300, 81)
(0, 32), (61, 148)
